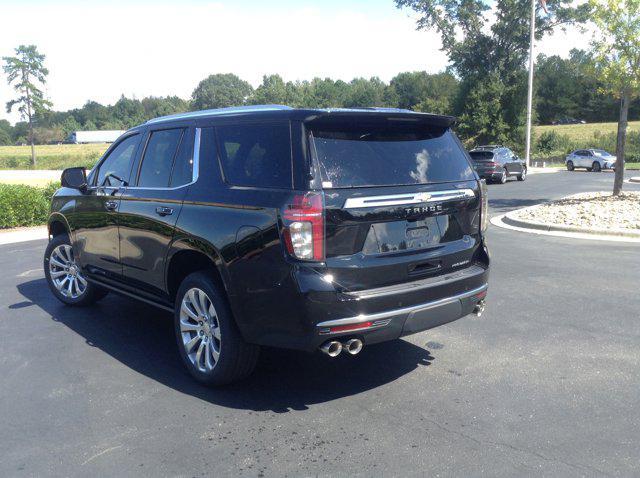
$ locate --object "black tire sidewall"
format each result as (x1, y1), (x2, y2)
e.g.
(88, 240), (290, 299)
(593, 162), (601, 172)
(567, 161), (574, 171)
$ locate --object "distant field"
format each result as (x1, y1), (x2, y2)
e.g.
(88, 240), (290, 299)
(534, 121), (640, 142)
(0, 144), (108, 170)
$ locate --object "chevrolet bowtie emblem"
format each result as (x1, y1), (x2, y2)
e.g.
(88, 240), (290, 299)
(415, 193), (432, 202)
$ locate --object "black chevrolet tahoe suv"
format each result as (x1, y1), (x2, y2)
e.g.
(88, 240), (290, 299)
(44, 106), (490, 385)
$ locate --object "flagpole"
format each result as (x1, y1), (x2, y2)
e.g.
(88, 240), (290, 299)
(525, 0), (536, 168)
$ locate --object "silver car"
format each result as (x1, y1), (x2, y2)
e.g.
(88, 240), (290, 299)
(565, 149), (616, 172)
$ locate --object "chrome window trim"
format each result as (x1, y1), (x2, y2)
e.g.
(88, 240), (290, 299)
(316, 284), (488, 328)
(122, 128), (201, 191)
(343, 188), (476, 209)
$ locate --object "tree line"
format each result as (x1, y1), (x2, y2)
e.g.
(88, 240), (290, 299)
(1, 52), (637, 148)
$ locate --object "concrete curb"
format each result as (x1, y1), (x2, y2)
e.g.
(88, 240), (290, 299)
(0, 226), (48, 245)
(501, 213), (640, 239)
(491, 214), (640, 243)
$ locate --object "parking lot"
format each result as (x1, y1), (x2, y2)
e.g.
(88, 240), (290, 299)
(1, 170), (639, 476)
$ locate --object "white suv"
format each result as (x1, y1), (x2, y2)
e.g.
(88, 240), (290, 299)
(566, 149), (616, 172)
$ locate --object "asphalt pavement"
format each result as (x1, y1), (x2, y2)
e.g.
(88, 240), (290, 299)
(1, 170), (639, 477)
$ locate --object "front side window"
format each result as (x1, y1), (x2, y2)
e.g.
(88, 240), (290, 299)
(216, 122), (292, 189)
(311, 123), (474, 188)
(138, 128), (184, 188)
(96, 134), (140, 187)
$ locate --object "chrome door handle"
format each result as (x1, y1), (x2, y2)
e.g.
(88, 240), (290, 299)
(155, 206), (174, 217)
(105, 200), (118, 211)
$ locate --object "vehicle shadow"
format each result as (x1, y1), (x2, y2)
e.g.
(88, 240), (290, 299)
(16, 278), (435, 413)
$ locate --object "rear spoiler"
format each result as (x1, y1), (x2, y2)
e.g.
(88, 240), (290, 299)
(302, 109), (457, 128)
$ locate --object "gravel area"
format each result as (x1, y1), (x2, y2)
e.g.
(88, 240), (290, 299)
(511, 191), (640, 231)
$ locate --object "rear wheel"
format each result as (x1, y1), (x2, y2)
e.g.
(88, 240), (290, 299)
(44, 234), (108, 306)
(517, 167), (527, 181)
(592, 161), (601, 172)
(174, 271), (259, 386)
(567, 160), (574, 171)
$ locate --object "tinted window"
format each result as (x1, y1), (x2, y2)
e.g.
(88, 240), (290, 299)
(96, 134), (139, 187)
(170, 129), (195, 187)
(311, 124), (474, 188)
(138, 129), (184, 187)
(216, 123), (292, 189)
(469, 151), (494, 160)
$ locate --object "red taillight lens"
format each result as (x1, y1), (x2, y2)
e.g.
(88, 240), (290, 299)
(486, 161), (499, 168)
(329, 322), (373, 333)
(282, 191), (325, 261)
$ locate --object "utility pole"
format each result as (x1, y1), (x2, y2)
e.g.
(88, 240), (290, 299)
(524, 0), (536, 169)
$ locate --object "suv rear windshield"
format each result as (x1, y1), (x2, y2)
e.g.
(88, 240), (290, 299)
(310, 124), (474, 188)
(469, 151), (494, 161)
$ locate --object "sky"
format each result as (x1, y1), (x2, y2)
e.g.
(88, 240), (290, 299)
(0, 0), (587, 124)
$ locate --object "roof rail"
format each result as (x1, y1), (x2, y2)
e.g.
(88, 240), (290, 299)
(146, 105), (293, 125)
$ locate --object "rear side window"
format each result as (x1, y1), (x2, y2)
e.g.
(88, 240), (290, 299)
(96, 134), (140, 187)
(310, 124), (474, 188)
(138, 128), (184, 187)
(216, 122), (292, 189)
(170, 129), (194, 187)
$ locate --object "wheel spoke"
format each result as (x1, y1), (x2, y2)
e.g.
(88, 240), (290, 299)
(50, 270), (66, 279)
(181, 301), (198, 321)
(50, 257), (66, 269)
(184, 335), (201, 353)
(179, 319), (199, 333)
(204, 341), (214, 370)
(188, 289), (202, 316)
(195, 340), (206, 369)
(211, 326), (221, 340)
(76, 274), (87, 287)
(198, 292), (209, 319)
(210, 342), (220, 363)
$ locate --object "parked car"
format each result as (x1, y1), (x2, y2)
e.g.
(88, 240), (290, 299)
(565, 149), (616, 172)
(552, 118), (586, 125)
(44, 106), (490, 385)
(468, 146), (527, 184)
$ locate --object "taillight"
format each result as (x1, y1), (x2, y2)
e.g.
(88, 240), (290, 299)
(282, 191), (325, 261)
(485, 161), (499, 168)
(479, 180), (489, 233)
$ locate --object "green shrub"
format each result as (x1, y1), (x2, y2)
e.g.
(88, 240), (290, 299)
(535, 130), (573, 155)
(0, 182), (60, 229)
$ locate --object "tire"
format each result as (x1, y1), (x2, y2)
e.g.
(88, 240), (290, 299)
(586, 167), (593, 172)
(44, 234), (108, 306)
(499, 169), (507, 184)
(567, 160), (574, 171)
(592, 161), (601, 172)
(174, 271), (259, 386)
(517, 167), (527, 181)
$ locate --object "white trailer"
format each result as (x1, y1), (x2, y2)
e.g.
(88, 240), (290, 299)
(68, 130), (126, 144)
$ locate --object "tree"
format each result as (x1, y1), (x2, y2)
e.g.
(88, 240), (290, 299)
(191, 73), (254, 110)
(590, 0), (640, 195)
(250, 74), (303, 106)
(2, 45), (52, 166)
(395, 0), (588, 145)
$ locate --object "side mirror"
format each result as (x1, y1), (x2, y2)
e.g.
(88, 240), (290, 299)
(61, 167), (88, 192)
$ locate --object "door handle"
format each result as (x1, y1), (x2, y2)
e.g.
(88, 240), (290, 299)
(155, 206), (174, 217)
(105, 200), (118, 211)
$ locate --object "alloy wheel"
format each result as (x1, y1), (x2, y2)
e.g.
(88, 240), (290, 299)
(48, 244), (88, 299)
(179, 288), (221, 373)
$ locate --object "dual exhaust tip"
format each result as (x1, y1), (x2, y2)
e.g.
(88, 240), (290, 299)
(320, 338), (363, 357)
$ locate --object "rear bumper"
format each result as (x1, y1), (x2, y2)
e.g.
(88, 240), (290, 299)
(245, 249), (490, 351)
(476, 170), (503, 180)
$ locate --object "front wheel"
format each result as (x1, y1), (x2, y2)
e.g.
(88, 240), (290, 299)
(592, 161), (601, 172)
(567, 160), (575, 171)
(517, 167), (527, 181)
(44, 234), (108, 306)
(174, 271), (259, 386)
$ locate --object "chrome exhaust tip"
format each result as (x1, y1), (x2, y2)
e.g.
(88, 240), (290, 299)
(320, 340), (343, 357)
(473, 299), (486, 317)
(344, 338), (364, 355)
